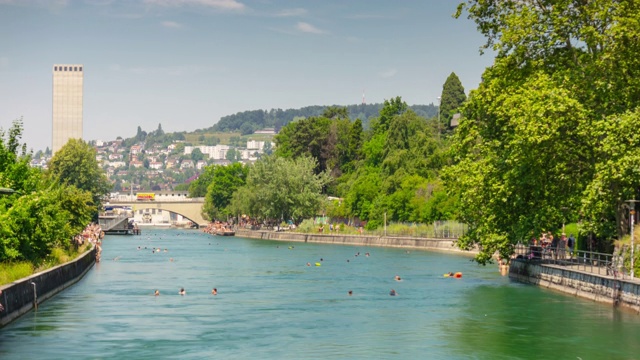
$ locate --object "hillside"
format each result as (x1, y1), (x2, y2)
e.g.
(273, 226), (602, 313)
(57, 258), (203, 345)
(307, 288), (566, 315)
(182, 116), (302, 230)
(200, 103), (438, 134)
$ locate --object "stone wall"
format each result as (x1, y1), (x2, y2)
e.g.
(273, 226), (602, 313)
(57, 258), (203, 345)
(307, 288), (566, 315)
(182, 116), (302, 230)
(0, 246), (96, 327)
(509, 260), (640, 313)
(235, 229), (471, 254)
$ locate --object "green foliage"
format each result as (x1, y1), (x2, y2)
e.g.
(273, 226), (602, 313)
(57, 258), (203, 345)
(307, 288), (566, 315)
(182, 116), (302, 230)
(229, 156), (331, 223)
(202, 163), (249, 220)
(209, 103), (437, 133)
(439, 72), (466, 128)
(0, 261), (33, 285)
(47, 138), (111, 210)
(449, 0), (640, 263)
(191, 148), (204, 162)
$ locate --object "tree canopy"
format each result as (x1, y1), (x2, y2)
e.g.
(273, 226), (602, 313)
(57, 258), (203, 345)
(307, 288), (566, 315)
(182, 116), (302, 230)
(449, 0), (640, 262)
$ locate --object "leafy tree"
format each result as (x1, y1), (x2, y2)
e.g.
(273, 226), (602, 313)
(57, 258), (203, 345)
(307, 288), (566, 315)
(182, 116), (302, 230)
(225, 148), (242, 163)
(240, 123), (254, 136)
(191, 148), (205, 162)
(202, 163), (248, 220)
(448, 0), (640, 262)
(229, 156), (331, 223)
(47, 138), (111, 211)
(439, 72), (466, 128)
(189, 165), (216, 198)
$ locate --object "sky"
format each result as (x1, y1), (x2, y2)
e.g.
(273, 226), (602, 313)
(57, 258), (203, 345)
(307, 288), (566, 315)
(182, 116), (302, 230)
(0, 0), (495, 151)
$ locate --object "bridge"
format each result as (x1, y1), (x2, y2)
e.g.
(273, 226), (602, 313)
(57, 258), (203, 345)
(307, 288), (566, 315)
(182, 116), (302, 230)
(107, 198), (208, 228)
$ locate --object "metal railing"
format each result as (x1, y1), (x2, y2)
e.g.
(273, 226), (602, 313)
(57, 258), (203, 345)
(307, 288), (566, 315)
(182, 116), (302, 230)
(513, 244), (629, 280)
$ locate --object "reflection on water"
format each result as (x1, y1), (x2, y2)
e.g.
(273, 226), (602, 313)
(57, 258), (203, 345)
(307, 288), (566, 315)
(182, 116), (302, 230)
(1, 229), (639, 359)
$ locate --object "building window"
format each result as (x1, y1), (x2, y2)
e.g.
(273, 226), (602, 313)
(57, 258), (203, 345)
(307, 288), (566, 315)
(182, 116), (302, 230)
(74, 67), (77, 71)
(79, 67), (83, 71)
(54, 66), (57, 71)
(64, 67), (67, 71)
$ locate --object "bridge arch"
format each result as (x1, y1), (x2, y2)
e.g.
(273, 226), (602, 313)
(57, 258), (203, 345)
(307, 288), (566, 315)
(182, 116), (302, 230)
(108, 200), (208, 227)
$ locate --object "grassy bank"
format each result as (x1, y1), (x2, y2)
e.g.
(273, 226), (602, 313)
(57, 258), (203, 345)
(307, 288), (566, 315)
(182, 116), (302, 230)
(0, 243), (92, 286)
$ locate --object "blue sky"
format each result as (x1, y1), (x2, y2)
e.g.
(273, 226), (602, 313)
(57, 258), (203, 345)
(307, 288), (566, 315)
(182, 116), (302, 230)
(0, 0), (494, 151)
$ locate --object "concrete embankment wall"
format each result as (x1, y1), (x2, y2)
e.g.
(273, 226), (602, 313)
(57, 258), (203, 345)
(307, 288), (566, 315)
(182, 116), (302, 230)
(509, 260), (640, 313)
(235, 229), (471, 254)
(0, 246), (96, 327)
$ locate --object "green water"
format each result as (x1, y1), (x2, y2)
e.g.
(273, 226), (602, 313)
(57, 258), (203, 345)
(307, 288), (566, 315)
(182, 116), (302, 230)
(1, 229), (639, 359)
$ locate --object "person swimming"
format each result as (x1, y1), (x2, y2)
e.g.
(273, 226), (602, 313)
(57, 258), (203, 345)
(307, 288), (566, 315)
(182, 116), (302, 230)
(389, 289), (397, 296)
(212, 288), (217, 295)
(154, 290), (160, 296)
(394, 275), (402, 281)
(348, 290), (353, 296)
(179, 288), (186, 295)
(306, 262), (311, 266)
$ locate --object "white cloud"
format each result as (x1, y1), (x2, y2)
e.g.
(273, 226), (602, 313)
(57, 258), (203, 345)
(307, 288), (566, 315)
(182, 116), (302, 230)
(296, 22), (324, 35)
(143, 0), (245, 11)
(162, 20), (182, 28)
(379, 68), (398, 78)
(275, 8), (307, 17)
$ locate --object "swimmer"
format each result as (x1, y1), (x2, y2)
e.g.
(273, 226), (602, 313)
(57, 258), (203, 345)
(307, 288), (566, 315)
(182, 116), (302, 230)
(394, 275), (402, 281)
(212, 288), (217, 295)
(365, 252), (370, 257)
(347, 259), (350, 263)
(154, 290), (160, 296)
(170, 258), (174, 262)
(179, 288), (186, 295)
(389, 289), (397, 296)
(164, 249), (168, 252)
(320, 258), (323, 262)
(306, 262), (311, 266)
(348, 290), (353, 296)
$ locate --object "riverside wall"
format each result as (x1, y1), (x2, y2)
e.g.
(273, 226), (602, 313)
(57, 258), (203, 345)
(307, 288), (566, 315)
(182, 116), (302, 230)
(235, 229), (472, 254)
(509, 260), (640, 313)
(0, 246), (96, 327)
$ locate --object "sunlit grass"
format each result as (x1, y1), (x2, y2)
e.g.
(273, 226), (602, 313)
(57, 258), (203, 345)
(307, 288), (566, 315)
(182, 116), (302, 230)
(294, 219), (466, 238)
(0, 262), (34, 285)
(1, 243), (93, 285)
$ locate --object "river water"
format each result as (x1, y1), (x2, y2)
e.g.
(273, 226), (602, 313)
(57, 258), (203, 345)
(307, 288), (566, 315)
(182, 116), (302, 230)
(1, 229), (639, 359)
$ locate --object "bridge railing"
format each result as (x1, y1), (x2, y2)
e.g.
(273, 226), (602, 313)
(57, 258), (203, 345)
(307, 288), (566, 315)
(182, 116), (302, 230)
(513, 244), (629, 280)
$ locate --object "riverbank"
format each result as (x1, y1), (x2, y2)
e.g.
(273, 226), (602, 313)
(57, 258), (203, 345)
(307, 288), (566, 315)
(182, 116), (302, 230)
(509, 259), (640, 314)
(234, 229), (475, 255)
(0, 245), (96, 328)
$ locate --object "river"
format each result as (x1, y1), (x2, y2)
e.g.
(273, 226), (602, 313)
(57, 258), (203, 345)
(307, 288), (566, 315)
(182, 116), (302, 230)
(1, 228), (639, 359)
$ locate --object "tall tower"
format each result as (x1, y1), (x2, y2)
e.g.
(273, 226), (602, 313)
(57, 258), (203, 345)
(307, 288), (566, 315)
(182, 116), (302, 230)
(52, 64), (84, 153)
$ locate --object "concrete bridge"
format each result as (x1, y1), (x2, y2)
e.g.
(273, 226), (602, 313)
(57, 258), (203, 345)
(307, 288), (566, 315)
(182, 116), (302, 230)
(108, 198), (208, 227)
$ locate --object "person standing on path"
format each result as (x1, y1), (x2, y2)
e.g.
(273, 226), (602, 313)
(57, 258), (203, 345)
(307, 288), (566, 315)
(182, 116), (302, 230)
(567, 234), (576, 258)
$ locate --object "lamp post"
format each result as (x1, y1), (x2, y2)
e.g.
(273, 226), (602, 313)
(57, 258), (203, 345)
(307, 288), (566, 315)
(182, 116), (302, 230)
(626, 200), (638, 278)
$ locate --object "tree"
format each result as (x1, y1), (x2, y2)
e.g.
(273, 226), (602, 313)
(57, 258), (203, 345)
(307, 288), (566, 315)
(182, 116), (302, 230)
(229, 156), (331, 223)
(47, 138), (111, 211)
(448, 0), (640, 262)
(191, 148), (204, 162)
(225, 148), (242, 163)
(202, 163), (249, 220)
(240, 123), (254, 136)
(439, 72), (466, 128)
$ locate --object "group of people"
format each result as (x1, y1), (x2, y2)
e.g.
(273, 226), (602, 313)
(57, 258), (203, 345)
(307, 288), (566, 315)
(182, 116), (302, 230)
(530, 231), (576, 259)
(73, 223), (105, 262)
(202, 221), (234, 235)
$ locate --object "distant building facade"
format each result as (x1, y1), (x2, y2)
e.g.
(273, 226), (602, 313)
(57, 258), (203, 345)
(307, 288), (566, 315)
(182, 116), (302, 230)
(52, 64), (84, 153)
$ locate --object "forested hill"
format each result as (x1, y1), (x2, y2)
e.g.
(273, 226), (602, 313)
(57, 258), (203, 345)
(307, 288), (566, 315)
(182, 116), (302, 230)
(208, 103), (438, 133)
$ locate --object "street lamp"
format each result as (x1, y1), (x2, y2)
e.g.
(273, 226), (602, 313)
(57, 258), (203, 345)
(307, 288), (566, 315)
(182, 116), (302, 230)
(626, 200), (638, 278)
